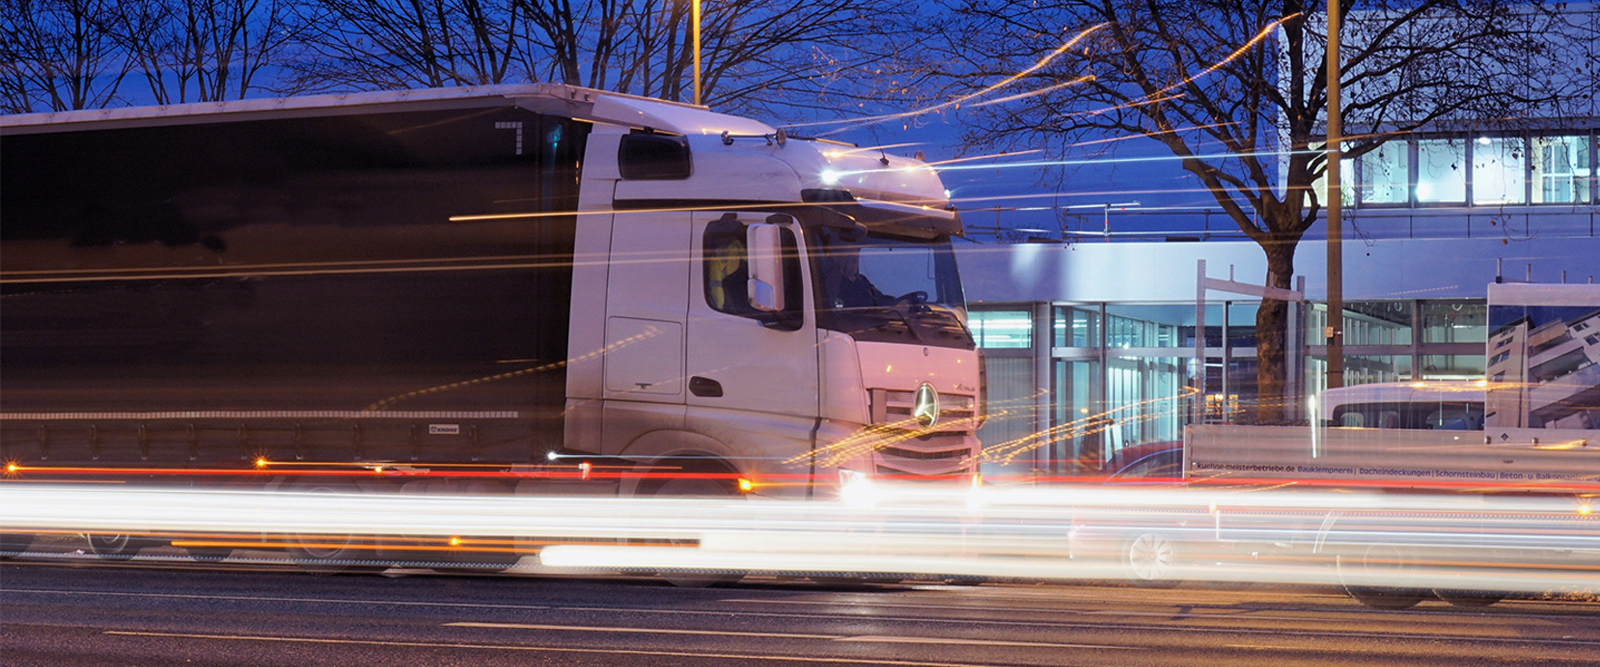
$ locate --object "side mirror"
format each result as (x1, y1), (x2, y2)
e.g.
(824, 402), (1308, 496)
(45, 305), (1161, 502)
(746, 222), (785, 312)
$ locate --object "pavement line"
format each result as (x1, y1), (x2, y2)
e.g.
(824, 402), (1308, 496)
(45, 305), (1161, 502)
(1226, 644), (1377, 652)
(446, 621), (837, 640)
(835, 635), (1140, 650)
(2, 588), (550, 611)
(446, 622), (1140, 650)
(101, 630), (1007, 666)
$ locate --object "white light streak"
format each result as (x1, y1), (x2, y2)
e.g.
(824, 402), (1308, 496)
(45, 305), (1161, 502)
(2, 483), (1594, 596)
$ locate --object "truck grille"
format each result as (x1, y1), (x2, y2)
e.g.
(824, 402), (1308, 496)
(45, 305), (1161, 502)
(871, 431), (975, 478)
(869, 389), (978, 430)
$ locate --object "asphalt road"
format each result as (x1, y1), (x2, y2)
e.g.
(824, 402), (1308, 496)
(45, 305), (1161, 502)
(3, 555), (1598, 667)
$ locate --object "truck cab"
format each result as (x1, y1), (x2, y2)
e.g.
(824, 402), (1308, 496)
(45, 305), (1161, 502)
(561, 95), (983, 498)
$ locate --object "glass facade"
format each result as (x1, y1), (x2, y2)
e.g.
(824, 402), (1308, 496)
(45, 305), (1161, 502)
(974, 296), (1495, 475)
(1347, 131), (1595, 208)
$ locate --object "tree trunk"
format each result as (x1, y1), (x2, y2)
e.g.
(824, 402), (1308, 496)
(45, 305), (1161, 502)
(1254, 239), (1298, 424)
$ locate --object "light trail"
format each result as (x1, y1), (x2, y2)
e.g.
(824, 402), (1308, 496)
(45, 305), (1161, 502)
(782, 24), (1109, 135)
(3, 481), (1594, 597)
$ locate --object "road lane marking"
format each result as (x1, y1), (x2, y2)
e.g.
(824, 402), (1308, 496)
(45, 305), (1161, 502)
(446, 622), (1141, 650)
(3, 588), (550, 611)
(446, 622), (837, 640)
(835, 635), (1139, 650)
(101, 630), (1014, 666)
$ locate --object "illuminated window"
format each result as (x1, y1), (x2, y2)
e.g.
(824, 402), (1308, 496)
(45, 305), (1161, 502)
(1471, 137), (1525, 205)
(970, 310), (1032, 348)
(1531, 135), (1592, 204)
(1309, 142), (1354, 207)
(1357, 141), (1409, 204)
(1421, 301), (1486, 343)
(1416, 138), (1466, 203)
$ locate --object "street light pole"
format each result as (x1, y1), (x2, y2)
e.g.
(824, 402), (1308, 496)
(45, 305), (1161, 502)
(1325, 0), (1345, 391)
(692, 0), (703, 105)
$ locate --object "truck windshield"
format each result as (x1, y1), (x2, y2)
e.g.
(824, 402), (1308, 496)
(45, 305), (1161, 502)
(807, 224), (973, 349)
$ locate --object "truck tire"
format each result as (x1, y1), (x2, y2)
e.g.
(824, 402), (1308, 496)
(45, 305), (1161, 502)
(86, 533), (157, 560)
(643, 462), (744, 588)
(1432, 589), (1504, 608)
(1337, 544), (1427, 609)
(283, 481), (386, 574)
(1124, 531), (1181, 588)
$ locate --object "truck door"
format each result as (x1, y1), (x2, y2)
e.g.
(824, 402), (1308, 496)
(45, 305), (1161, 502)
(685, 212), (820, 485)
(601, 211), (690, 454)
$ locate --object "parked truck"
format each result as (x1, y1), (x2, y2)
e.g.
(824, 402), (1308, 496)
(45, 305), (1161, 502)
(0, 85), (984, 569)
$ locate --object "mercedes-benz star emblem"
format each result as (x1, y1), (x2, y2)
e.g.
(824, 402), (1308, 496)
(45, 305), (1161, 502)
(912, 382), (940, 429)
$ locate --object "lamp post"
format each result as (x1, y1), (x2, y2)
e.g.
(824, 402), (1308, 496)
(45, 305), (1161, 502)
(1325, 0), (1345, 391)
(692, 0), (703, 105)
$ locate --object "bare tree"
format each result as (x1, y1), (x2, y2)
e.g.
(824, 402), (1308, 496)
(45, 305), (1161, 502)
(287, 0), (910, 117)
(117, 0), (302, 104)
(290, 0), (524, 89)
(1, 0), (131, 112)
(929, 0), (1590, 422)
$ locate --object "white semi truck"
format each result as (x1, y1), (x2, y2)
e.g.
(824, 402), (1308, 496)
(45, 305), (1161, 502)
(0, 85), (984, 566)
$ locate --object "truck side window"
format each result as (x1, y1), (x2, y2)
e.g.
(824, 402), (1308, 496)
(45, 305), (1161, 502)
(702, 214), (803, 331)
(704, 216), (753, 316)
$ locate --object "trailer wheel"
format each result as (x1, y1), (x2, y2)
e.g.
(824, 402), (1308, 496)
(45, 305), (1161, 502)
(284, 482), (385, 574)
(87, 533), (155, 560)
(1124, 531), (1181, 588)
(1337, 544), (1427, 609)
(1433, 589), (1504, 608)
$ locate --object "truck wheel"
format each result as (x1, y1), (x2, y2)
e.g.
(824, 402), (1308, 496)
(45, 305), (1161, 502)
(1337, 544), (1427, 609)
(288, 533), (381, 573)
(87, 533), (155, 560)
(1124, 531), (1181, 588)
(1433, 589), (1504, 608)
(284, 482), (385, 574)
(645, 467), (744, 588)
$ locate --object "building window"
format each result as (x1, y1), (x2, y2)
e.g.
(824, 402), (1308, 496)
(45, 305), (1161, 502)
(1358, 141), (1409, 204)
(1417, 138), (1466, 203)
(1054, 305), (1101, 347)
(1531, 135), (1593, 204)
(1346, 301), (1412, 345)
(1472, 137), (1526, 205)
(1422, 354), (1485, 381)
(970, 310), (1032, 348)
(1310, 143), (1354, 207)
(1421, 301), (1486, 343)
